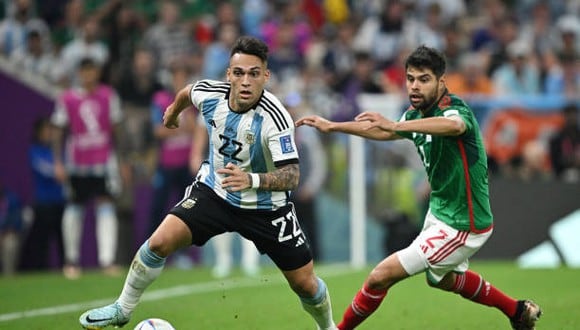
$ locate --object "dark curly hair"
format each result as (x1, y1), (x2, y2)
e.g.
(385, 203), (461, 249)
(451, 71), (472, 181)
(405, 45), (447, 78)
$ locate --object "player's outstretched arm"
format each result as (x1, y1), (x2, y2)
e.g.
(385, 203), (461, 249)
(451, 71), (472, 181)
(296, 115), (399, 141)
(218, 163), (299, 192)
(390, 115), (466, 136)
(163, 83), (194, 129)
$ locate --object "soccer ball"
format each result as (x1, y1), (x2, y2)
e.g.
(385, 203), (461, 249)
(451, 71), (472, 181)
(133, 318), (176, 330)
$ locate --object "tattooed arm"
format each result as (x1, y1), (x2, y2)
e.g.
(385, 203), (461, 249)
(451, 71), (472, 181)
(217, 163), (300, 192)
(255, 163), (299, 191)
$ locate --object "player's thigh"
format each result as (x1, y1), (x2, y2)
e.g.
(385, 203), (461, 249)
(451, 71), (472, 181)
(367, 253), (411, 289)
(238, 204), (312, 272)
(167, 182), (232, 247)
(148, 214), (194, 257)
(398, 212), (492, 284)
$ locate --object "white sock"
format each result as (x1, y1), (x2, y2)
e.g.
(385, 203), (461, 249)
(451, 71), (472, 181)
(117, 240), (165, 315)
(96, 201), (118, 267)
(212, 233), (233, 273)
(300, 277), (336, 330)
(240, 236), (260, 274)
(62, 204), (84, 265)
(1, 232), (19, 275)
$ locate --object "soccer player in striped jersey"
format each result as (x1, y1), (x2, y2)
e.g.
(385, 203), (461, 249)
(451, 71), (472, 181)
(80, 36), (337, 330)
(296, 46), (541, 330)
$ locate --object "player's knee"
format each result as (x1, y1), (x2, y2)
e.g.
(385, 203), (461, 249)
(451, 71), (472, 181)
(147, 235), (172, 257)
(366, 268), (392, 290)
(427, 272), (455, 291)
(289, 274), (318, 297)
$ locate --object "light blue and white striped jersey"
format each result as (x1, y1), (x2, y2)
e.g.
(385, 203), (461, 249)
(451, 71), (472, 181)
(190, 79), (299, 210)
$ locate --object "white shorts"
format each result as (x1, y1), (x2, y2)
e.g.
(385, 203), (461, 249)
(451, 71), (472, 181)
(397, 209), (493, 283)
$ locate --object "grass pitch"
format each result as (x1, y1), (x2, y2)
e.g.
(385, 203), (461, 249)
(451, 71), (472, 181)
(0, 261), (577, 329)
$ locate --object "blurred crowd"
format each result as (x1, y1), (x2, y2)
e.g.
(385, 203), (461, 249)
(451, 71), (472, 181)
(1, 0), (578, 175)
(0, 0), (579, 274)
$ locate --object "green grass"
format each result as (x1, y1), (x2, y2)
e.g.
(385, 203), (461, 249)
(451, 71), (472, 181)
(0, 261), (578, 329)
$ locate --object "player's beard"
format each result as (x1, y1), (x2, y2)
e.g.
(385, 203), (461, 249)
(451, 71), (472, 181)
(410, 83), (441, 112)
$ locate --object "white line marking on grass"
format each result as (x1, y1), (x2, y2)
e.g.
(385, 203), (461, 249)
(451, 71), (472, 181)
(0, 263), (358, 322)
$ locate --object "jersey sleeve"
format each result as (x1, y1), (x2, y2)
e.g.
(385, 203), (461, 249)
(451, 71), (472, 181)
(189, 82), (200, 108)
(442, 107), (474, 134)
(263, 105), (299, 166)
(268, 126), (299, 166)
(189, 79), (226, 109)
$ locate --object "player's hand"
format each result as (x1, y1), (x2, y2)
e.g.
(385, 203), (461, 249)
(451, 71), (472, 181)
(217, 162), (252, 192)
(163, 105), (180, 129)
(295, 115), (334, 133)
(355, 112), (395, 132)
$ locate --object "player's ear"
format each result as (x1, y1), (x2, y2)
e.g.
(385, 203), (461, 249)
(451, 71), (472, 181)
(225, 68), (231, 82)
(264, 69), (270, 81)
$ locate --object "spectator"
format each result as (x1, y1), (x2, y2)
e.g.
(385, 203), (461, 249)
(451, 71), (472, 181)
(51, 58), (123, 279)
(554, 14), (579, 62)
(50, 0), (86, 53)
(20, 117), (65, 271)
(415, 0), (466, 22)
(104, 3), (147, 88)
(445, 52), (493, 97)
(381, 47), (409, 95)
(549, 104), (580, 182)
(405, 2), (446, 52)
(331, 51), (384, 122)
(518, 2), (558, 56)
(9, 29), (57, 82)
(213, 1), (243, 36)
(0, 0), (50, 57)
(142, 0), (196, 85)
(202, 22), (240, 80)
(321, 21), (356, 87)
(268, 21), (305, 80)
(115, 48), (163, 161)
(0, 181), (24, 276)
(260, 1), (312, 58)
(491, 40), (540, 96)
(472, 12), (519, 77)
(353, 0), (409, 67)
(441, 20), (468, 72)
(543, 51), (579, 97)
(116, 48), (163, 109)
(241, 0), (269, 37)
(54, 16), (110, 87)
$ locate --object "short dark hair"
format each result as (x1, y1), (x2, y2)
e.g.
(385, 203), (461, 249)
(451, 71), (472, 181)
(230, 36), (269, 63)
(405, 45), (446, 78)
(78, 57), (99, 69)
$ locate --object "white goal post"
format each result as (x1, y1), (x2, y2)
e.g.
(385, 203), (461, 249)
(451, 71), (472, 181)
(348, 94), (406, 268)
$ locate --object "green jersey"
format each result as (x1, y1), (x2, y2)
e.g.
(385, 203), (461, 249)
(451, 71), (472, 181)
(397, 93), (493, 232)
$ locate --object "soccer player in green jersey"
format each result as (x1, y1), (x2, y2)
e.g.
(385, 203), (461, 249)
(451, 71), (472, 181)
(296, 45), (542, 330)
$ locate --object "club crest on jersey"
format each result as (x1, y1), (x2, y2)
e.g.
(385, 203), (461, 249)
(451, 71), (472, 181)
(180, 198), (197, 209)
(245, 129), (256, 145)
(280, 135), (294, 154)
